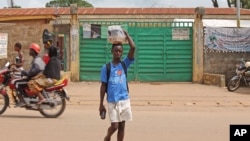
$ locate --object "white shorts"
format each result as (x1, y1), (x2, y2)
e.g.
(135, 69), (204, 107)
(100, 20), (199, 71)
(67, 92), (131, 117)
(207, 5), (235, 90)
(108, 99), (132, 123)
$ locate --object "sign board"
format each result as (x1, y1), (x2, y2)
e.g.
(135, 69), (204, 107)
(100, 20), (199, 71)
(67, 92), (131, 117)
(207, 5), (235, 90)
(0, 33), (8, 59)
(172, 28), (190, 40)
(204, 27), (250, 52)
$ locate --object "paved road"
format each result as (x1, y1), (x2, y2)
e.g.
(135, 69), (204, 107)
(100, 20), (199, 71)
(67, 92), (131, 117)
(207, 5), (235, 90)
(1, 82), (250, 141)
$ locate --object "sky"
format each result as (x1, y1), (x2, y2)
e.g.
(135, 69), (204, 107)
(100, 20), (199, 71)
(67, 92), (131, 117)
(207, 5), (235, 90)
(0, 0), (228, 8)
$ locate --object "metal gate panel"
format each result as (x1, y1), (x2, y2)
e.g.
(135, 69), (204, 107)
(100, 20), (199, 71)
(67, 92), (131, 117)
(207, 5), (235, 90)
(164, 28), (193, 81)
(79, 21), (193, 82)
(79, 38), (108, 80)
(136, 25), (193, 82)
(165, 33), (193, 81)
(79, 21), (135, 81)
(136, 27), (166, 81)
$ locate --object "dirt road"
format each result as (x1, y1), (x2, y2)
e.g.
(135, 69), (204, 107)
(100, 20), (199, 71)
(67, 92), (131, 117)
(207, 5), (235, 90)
(67, 82), (250, 108)
(1, 82), (250, 141)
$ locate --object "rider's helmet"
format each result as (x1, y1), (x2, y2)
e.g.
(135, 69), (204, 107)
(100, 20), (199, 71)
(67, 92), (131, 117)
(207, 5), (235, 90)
(29, 43), (40, 54)
(42, 29), (53, 44)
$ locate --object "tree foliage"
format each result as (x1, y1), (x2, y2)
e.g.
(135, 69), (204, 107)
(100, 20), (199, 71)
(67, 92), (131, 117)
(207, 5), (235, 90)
(211, 0), (219, 7)
(229, 0), (250, 9)
(212, 0), (250, 9)
(46, 0), (93, 7)
(227, 0), (232, 7)
(10, 5), (21, 8)
(5, 0), (21, 8)
(5, 5), (21, 8)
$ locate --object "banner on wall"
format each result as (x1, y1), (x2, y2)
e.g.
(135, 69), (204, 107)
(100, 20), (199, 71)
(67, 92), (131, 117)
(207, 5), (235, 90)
(0, 33), (8, 59)
(204, 27), (250, 52)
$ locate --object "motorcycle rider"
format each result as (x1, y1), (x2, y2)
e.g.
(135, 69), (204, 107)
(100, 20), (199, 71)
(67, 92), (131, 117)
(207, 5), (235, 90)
(14, 43), (45, 107)
(27, 46), (61, 105)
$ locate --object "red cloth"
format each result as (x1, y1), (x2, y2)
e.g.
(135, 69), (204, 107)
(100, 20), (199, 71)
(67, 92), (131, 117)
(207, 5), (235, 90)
(42, 53), (50, 64)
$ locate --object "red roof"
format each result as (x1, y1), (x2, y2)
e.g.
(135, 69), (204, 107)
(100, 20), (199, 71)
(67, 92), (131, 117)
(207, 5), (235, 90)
(0, 7), (249, 16)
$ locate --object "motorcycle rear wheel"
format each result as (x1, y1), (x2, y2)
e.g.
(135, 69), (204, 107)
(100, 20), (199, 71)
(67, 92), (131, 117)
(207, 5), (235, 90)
(0, 94), (9, 115)
(39, 91), (66, 118)
(227, 77), (241, 92)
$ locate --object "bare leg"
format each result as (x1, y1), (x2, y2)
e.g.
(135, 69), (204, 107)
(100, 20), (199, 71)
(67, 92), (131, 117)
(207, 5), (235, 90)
(104, 122), (119, 141)
(37, 92), (45, 104)
(117, 121), (125, 141)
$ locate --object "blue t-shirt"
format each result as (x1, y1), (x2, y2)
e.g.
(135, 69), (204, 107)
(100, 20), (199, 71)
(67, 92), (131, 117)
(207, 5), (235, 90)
(100, 57), (134, 103)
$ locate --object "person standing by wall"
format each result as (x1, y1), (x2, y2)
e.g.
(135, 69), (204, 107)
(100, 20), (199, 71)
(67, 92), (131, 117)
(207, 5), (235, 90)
(99, 30), (136, 141)
(11, 42), (25, 76)
(42, 29), (61, 64)
(42, 29), (53, 64)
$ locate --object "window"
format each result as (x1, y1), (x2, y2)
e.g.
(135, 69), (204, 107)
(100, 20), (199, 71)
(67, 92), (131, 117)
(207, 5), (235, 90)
(83, 24), (101, 39)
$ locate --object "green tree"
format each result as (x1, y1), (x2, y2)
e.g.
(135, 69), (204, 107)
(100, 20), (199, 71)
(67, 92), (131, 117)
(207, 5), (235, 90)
(5, 0), (21, 8)
(4, 5), (21, 8)
(45, 0), (93, 7)
(11, 5), (21, 8)
(227, 0), (250, 9)
(211, 0), (219, 7)
(227, 0), (232, 7)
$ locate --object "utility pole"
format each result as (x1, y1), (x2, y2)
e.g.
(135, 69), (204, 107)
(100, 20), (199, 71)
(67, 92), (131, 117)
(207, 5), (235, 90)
(236, 0), (240, 27)
(193, 7), (205, 83)
(69, 4), (80, 81)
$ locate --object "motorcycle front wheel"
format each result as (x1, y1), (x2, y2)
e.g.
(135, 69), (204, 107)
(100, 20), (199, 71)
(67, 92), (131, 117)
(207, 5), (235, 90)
(39, 90), (66, 118)
(227, 76), (241, 92)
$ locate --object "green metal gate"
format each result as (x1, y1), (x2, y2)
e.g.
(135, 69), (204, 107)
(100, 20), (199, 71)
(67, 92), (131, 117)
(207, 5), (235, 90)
(79, 21), (193, 82)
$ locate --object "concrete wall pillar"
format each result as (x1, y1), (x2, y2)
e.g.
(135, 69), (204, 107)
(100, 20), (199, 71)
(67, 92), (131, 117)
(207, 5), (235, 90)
(193, 7), (205, 83)
(69, 4), (80, 81)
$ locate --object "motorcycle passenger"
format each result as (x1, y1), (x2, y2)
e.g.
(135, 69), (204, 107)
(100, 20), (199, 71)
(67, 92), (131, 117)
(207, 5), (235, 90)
(14, 43), (45, 107)
(43, 46), (61, 80)
(27, 46), (61, 105)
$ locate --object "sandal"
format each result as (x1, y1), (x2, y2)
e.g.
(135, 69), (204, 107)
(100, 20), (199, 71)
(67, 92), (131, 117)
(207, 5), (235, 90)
(14, 102), (26, 107)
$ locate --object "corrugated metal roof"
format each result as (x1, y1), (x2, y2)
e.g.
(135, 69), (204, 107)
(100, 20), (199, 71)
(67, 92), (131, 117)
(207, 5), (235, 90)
(0, 7), (250, 16)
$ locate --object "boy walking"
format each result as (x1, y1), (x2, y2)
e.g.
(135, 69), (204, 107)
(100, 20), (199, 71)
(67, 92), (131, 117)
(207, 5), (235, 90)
(99, 30), (135, 141)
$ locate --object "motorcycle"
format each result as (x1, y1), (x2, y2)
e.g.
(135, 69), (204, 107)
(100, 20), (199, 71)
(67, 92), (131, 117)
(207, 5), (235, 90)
(227, 59), (250, 92)
(0, 62), (70, 118)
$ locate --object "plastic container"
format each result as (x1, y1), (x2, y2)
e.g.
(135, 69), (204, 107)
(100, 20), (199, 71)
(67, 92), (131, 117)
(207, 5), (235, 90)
(107, 25), (128, 44)
(246, 61), (250, 68)
(100, 110), (106, 119)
